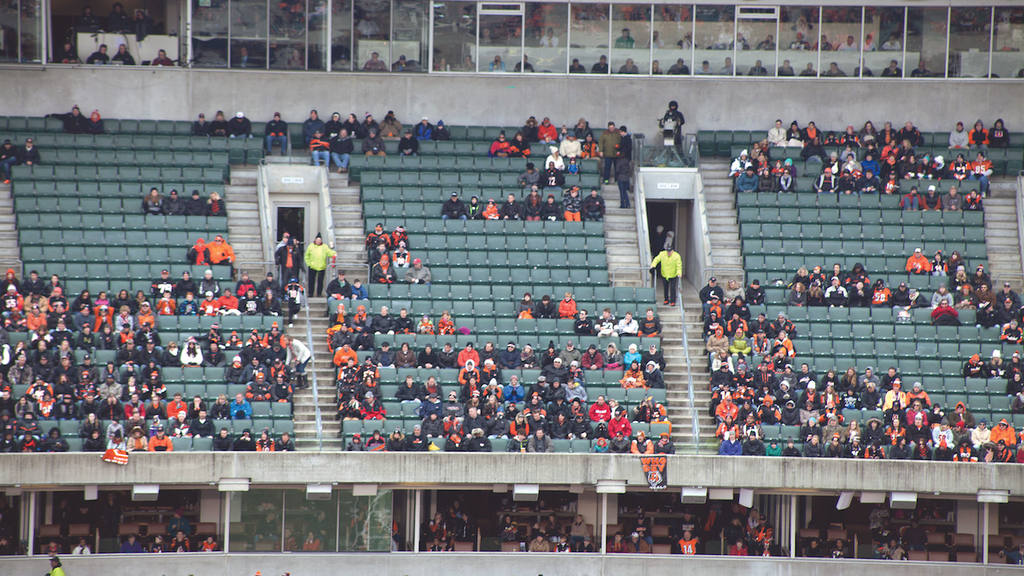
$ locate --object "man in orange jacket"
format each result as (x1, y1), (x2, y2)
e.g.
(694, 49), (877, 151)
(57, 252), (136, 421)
(904, 247), (932, 274)
(208, 235), (236, 266)
(990, 419), (1017, 446)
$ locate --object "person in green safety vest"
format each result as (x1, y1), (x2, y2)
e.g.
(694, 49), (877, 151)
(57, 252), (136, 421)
(650, 245), (683, 306)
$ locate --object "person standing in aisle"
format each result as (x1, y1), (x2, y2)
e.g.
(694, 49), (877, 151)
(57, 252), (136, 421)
(304, 233), (336, 297)
(650, 245), (682, 306)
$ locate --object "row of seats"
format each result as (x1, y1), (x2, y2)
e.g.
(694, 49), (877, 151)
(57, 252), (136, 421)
(362, 187), (594, 204)
(368, 284), (654, 305)
(0, 132), (259, 152)
(400, 267), (608, 286)
(11, 165), (225, 183)
(15, 197), (227, 215)
(737, 206), (986, 227)
(360, 171), (601, 189)
(742, 224), (985, 243)
(28, 149), (229, 168)
(728, 143), (1024, 164)
(362, 219), (603, 237)
(12, 182), (223, 198)
(749, 304), (987, 327)
(358, 155), (598, 172)
(736, 187), (984, 211)
(699, 128), (1024, 156)
(744, 244), (987, 264)
(745, 257), (989, 278)
(19, 214), (226, 233)
(20, 229), (221, 247)
(344, 300), (648, 326)
(23, 263), (231, 286)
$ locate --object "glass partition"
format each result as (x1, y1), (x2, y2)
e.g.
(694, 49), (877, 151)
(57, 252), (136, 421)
(993, 8), (1024, 79)
(433, 0), (476, 71)
(284, 489), (340, 551)
(525, 2), (568, 73)
(819, 6), (861, 77)
(694, 4), (734, 75)
(393, 0), (429, 71)
(354, 0), (391, 70)
(778, 5), (817, 77)
(736, 16), (776, 76)
(19, 0), (42, 62)
(268, 0), (306, 69)
(861, 6), (902, 77)
(906, 7), (947, 78)
(0, 2), (15, 62)
(331, 0), (353, 70)
(308, 0), (329, 70)
(611, 3), (650, 74)
(568, 3), (609, 74)
(193, 0), (230, 67)
(232, 0), (269, 68)
(950, 7), (992, 78)
(653, 4), (693, 75)
(478, 11), (523, 72)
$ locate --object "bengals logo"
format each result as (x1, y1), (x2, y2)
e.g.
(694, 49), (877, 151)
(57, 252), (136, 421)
(646, 470), (663, 487)
(640, 456), (667, 490)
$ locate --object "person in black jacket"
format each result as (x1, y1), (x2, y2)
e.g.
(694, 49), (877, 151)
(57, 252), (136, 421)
(0, 139), (18, 183)
(173, 271), (198, 299)
(192, 113), (210, 137)
(533, 295), (557, 319)
(49, 106), (90, 133)
(437, 343), (457, 369)
(441, 192), (467, 220)
(540, 194), (561, 221)
(228, 112), (252, 138)
(212, 428), (233, 451)
(499, 193), (523, 220)
(162, 189), (186, 215)
(185, 190), (206, 215)
(330, 129), (354, 173)
(543, 164), (565, 189)
(582, 189), (605, 221)
(191, 411), (215, 437)
(232, 429), (256, 451)
(264, 112), (288, 155)
(209, 111), (230, 137)
(18, 139), (41, 166)
(397, 130), (419, 156)
(324, 112), (344, 138)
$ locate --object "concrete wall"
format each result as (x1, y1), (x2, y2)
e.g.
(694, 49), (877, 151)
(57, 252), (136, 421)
(7, 551), (1024, 576)
(2, 453), (1023, 496)
(2, 67), (1021, 134)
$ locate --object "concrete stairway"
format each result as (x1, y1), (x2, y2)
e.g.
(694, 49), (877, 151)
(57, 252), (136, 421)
(225, 167), (265, 274)
(667, 281), (717, 454)
(0, 182), (20, 269)
(292, 297), (343, 451)
(984, 177), (1023, 289)
(604, 205), (642, 288)
(700, 160), (744, 276)
(327, 173), (369, 282)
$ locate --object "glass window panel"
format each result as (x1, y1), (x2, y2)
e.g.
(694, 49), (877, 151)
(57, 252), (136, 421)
(308, 0), (329, 70)
(0, 1), (18, 62)
(355, 0), (391, 71)
(331, 0), (353, 71)
(270, 40), (307, 69)
(232, 39), (266, 68)
(906, 7), (947, 78)
(778, 6), (817, 77)
(819, 7), (861, 78)
(338, 489), (392, 551)
(568, 3), (609, 74)
(736, 18), (776, 77)
(432, 1), (476, 71)
(192, 0), (230, 68)
(284, 489), (339, 552)
(525, 3), (568, 74)
(393, 0), (428, 71)
(19, 0), (41, 62)
(232, 0), (269, 39)
(653, 4), (692, 76)
(993, 8), (1024, 79)
(478, 13), (522, 73)
(950, 7), (992, 78)
(694, 5), (734, 76)
(230, 489), (284, 552)
(610, 4), (650, 74)
(865, 6), (904, 78)
(269, 0), (306, 69)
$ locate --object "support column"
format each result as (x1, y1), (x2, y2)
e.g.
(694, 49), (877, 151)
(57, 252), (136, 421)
(27, 492), (36, 556)
(789, 495), (797, 558)
(413, 489), (422, 553)
(600, 493), (608, 555)
(223, 493), (231, 553)
(982, 502), (990, 565)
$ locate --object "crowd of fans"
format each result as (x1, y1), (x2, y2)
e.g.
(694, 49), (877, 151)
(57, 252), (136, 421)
(700, 257), (1024, 462)
(730, 118), (1008, 197)
(0, 266), (312, 454)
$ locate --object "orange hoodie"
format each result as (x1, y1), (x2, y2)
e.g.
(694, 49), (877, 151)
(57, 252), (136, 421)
(208, 236), (236, 264)
(905, 253), (932, 273)
(991, 420), (1017, 446)
(558, 298), (578, 319)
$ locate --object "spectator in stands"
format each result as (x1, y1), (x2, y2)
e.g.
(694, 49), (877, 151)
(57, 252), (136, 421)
(86, 44), (110, 64)
(0, 139), (18, 183)
(264, 112), (288, 155)
(304, 234), (335, 297)
(398, 129), (419, 156)
(149, 49), (174, 66)
(327, 128), (355, 174)
(362, 128), (385, 156)
(228, 112), (252, 138)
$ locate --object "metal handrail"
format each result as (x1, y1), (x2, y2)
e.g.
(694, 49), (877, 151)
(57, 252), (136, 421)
(677, 288), (700, 453)
(1017, 174), (1024, 281)
(632, 135), (652, 274)
(303, 300), (323, 450)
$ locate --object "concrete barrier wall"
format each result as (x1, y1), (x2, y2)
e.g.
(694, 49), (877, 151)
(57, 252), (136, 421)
(2, 452), (1023, 496)
(6, 551), (1023, 576)
(1, 66), (1021, 135)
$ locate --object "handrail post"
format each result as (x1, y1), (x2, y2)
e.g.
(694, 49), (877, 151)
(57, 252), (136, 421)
(677, 286), (700, 453)
(304, 300), (323, 450)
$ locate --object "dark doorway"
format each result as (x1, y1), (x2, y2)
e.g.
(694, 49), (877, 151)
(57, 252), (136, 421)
(277, 206), (305, 244)
(646, 201), (677, 256)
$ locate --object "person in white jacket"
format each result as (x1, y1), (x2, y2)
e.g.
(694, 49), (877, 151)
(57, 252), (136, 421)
(615, 312), (639, 335)
(180, 338), (204, 366)
(767, 119), (787, 147)
(284, 335), (312, 389)
(545, 147), (565, 171)
(559, 134), (582, 158)
(729, 150), (751, 177)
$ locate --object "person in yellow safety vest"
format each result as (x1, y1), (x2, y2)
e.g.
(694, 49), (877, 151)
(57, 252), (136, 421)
(649, 245), (683, 306)
(304, 233), (337, 298)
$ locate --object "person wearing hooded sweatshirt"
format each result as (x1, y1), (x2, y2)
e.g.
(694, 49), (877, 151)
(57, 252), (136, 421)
(361, 128), (386, 156)
(276, 238), (303, 283)
(968, 120), (989, 150)
(948, 121), (969, 149)
(370, 255), (396, 284)
(989, 119), (1009, 148)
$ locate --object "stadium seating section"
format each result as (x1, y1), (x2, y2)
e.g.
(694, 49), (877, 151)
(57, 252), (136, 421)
(2, 115), (298, 451)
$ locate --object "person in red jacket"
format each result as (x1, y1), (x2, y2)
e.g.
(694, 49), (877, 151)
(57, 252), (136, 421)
(608, 409), (632, 438)
(589, 395), (612, 422)
(457, 343), (480, 368)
